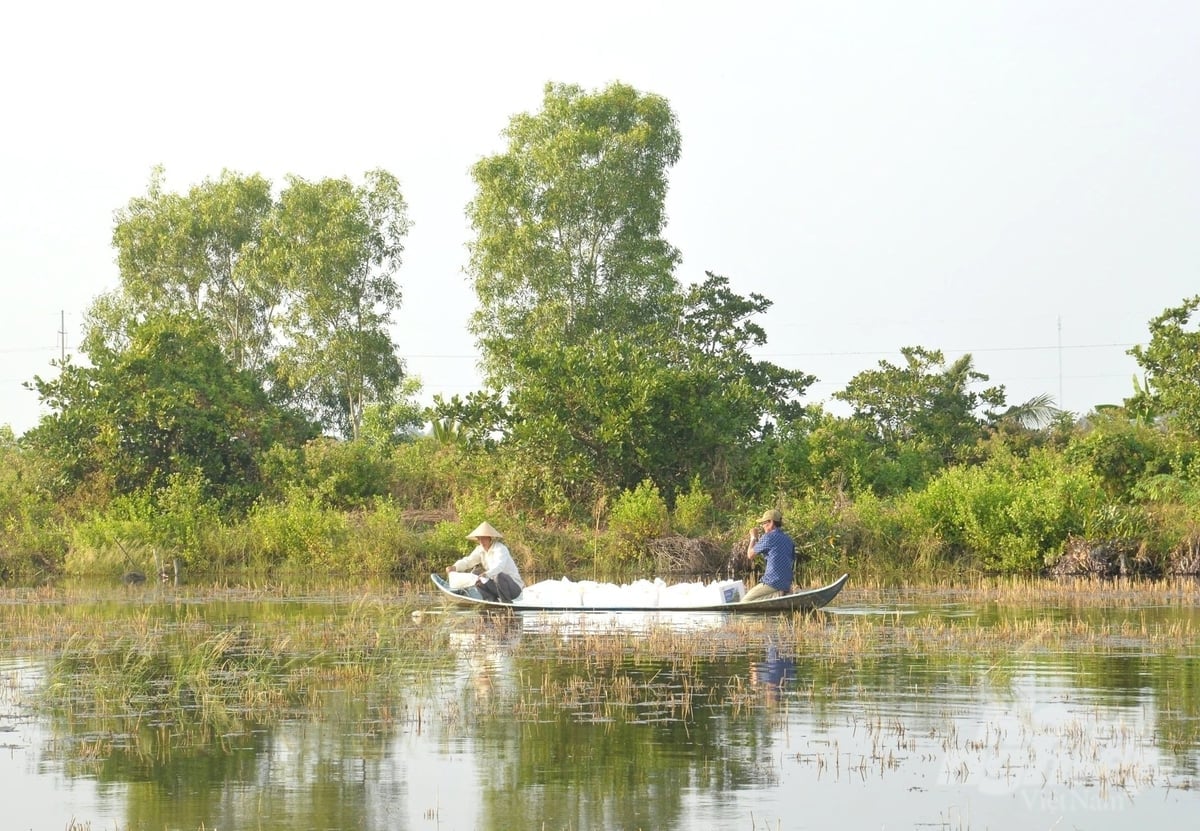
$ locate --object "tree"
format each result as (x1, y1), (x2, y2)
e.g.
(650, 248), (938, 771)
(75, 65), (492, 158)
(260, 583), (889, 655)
(678, 272), (813, 427)
(467, 81), (682, 383)
(102, 167), (412, 438)
(455, 85), (815, 512)
(1128, 296), (1200, 436)
(457, 84), (814, 513)
(834, 347), (1006, 488)
(25, 314), (311, 507)
(109, 168), (278, 372)
(266, 170), (412, 439)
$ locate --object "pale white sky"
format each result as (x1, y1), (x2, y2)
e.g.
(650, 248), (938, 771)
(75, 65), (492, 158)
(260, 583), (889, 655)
(2, 0), (1197, 436)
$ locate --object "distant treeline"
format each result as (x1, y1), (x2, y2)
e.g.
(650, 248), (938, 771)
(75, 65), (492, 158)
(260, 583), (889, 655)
(2, 82), (1198, 583)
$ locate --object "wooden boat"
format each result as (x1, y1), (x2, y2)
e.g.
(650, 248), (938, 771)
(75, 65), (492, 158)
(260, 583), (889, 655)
(430, 572), (849, 613)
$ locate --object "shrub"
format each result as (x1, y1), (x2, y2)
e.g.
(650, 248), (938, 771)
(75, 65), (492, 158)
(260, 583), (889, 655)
(606, 480), (668, 566)
(672, 476), (716, 536)
(341, 499), (424, 577)
(389, 438), (461, 510)
(0, 434), (68, 579)
(908, 448), (1103, 573)
(243, 490), (349, 569)
(66, 471), (222, 575)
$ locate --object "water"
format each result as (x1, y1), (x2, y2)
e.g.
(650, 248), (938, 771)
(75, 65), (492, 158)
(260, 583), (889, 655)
(1, 582), (1197, 830)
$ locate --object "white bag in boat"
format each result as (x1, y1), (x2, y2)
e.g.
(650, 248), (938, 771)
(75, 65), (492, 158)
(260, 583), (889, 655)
(447, 571), (478, 590)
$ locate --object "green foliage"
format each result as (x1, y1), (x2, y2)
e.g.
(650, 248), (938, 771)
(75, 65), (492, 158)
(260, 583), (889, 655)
(1066, 412), (1177, 499)
(907, 449), (1103, 573)
(678, 272), (815, 425)
(1083, 502), (1150, 541)
(27, 314), (310, 509)
(267, 170), (412, 438)
(0, 430), (67, 579)
(607, 480), (669, 565)
(835, 346), (1006, 474)
(1128, 295), (1200, 436)
(67, 471), (222, 575)
(388, 437), (463, 511)
(460, 87), (814, 516)
(764, 408), (942, 500)
(108, 167), (277, 371)
(672, 476), (716, 536)
(244, 491), (350, 569)
(290, 437), (394, 510)
(152, 470), (224, 559)
(359, 378), (426, 449)
(468, 81), (682, 373)
(105, 166), (412, 438)
(340, 499), (424, 577)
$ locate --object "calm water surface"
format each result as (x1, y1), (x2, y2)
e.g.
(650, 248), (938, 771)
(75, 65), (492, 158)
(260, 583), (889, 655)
(1, 581), (1196, 830)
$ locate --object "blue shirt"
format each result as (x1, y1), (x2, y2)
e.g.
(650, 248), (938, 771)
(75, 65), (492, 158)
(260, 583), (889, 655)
(753, 528), (796, 592)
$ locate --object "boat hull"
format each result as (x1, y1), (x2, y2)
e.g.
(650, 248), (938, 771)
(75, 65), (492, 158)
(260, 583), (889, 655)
(430, 573), (849, 613)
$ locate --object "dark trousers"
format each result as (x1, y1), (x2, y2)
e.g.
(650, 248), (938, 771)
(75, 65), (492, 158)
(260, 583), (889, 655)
(477, 572), (522, 603)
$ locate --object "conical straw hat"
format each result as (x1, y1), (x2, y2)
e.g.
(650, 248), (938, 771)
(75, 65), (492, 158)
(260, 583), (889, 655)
(466, 521), (503, 540)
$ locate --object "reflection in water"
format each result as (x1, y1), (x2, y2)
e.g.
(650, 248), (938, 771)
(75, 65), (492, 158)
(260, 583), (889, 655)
(1, 589), (1198, 830)
(749, 644), (796, 703)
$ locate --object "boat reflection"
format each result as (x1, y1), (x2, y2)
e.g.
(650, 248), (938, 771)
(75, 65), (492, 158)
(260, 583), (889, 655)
(514, 609), (730, 635)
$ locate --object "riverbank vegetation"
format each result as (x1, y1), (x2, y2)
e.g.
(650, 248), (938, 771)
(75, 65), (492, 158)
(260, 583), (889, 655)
(2, 82), (1198, 585)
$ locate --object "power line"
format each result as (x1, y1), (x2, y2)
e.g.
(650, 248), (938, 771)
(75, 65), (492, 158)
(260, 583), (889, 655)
(753, 342), (1139, 359)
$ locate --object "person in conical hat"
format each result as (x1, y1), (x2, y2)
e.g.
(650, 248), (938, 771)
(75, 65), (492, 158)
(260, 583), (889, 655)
(447, 521), (524, 602)
(466, 521), (502, 541)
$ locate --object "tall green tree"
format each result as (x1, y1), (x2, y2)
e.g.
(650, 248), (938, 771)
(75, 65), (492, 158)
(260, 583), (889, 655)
(102, 167), (412, 438)
(109, 168), (278, 371)
(1128, 296), (1200, 436)
(266, 170), (412, 439)
(468, 81), (682, 383)
(457, 84), (812, 511)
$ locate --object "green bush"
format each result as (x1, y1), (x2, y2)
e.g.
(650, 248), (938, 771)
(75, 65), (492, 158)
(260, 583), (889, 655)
(301, 438), (393, 509)
(672, 476), (716, 536)
(0, 433), (68, 579)
(153, 470), (223, 561)
(66, 471), (222, 575)
(908, 448), (1103, 573)
(1066, 420), (1162, 498)
(389, 438), (461, 510)
(341, 499), (424, 576)
(606, 480), (668, 566)
(244, 490), (349, 568)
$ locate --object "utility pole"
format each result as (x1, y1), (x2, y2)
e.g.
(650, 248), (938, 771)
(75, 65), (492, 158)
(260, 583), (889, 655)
(59, 310), (67, 362)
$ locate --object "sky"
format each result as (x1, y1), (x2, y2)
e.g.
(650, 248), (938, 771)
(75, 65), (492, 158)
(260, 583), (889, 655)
(2, 0), (1198, 436)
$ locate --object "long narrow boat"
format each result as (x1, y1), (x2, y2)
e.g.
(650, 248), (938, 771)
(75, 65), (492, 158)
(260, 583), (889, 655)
(430, 572), (849, 613)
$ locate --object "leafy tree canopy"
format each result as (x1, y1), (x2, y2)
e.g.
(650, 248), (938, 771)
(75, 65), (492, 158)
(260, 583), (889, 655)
(468, 81), (682, 382)
(98, 167), (412, 438)
(25, 314), (312, 508)
(265, 170), (412, 438)
(835, 346), (1006, 468)
(1128, 295), (1200, 436)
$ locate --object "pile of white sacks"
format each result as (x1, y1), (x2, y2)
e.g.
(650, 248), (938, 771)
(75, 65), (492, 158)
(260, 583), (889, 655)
(513, 576), (747, 608)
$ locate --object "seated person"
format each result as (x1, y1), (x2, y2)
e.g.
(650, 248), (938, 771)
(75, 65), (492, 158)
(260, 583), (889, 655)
(447, 522), (524, 602)
(743, 509), (795, 602)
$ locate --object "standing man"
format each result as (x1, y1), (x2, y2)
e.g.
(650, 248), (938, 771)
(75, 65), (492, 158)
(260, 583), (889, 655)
(447, 521), (525, 603)
(742, 509), (796, 602)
